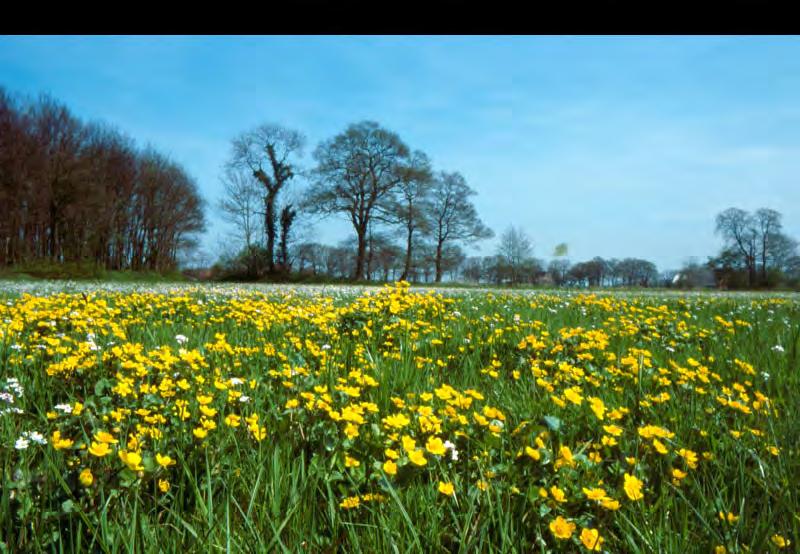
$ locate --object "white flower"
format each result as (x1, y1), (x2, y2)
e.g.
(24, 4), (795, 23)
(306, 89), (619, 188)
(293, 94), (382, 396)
(54, 404), (73, 414)
(762, 371), (770, 381)
(665, 346), (675, 352)
(229, 377), (244, 386)
(14, 437), (29, 450)
(25, 431), (46, 445)
(238, 395), (251, 403)
(175, 334), (188, 345)
(0, 392), (14, 404)
(321, 344), (331, 351)
(443, 440), (458, 460)
(772, 345), (785, 353)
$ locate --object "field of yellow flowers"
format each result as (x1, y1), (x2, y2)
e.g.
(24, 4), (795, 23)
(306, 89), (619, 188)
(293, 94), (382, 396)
(1, 281), (798, 552)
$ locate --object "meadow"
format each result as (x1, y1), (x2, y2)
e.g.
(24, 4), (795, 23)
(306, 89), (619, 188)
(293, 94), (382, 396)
(0, 281), (798, 553)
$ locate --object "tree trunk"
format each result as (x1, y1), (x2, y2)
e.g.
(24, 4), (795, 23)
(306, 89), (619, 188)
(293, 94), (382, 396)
(434, 240), (444, 283)
(400, 223), (413, 282)
(354, 226), (367, 281)
(265, 192), (276, 273)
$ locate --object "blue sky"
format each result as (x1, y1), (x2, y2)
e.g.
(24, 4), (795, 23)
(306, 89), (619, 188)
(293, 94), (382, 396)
(1, 35), (799, 270)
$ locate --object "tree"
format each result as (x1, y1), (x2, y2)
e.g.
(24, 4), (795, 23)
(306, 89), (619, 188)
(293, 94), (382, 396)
(229, 124), (305, 274)
(615, 258), (658, 287)
(461, 256), (484, 283)
(497, 225), (533, 286)
(754, 208), (788, 284)
(304, 121), (411, 280)
(277, 203), (297, 273)
(548, 259), (571, 286)
(217, 168), (263, 278)
(429, 172), (493, 282)
(389, 150), (434, 281)
(715, 208), (757, 287)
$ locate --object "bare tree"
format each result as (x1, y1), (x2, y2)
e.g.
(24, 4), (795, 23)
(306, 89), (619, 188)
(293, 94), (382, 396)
(497, 225), (533, 286)
(228, 124), (305, 273)
(304, 121), (410, 280)
(218, 168), (263, 277)
(388, 150), (433, 281)
(715, 208), (757, 287)
(754, 208), (783, 283)
(0, 88), (205, 272)
(429, 171), (493, 282)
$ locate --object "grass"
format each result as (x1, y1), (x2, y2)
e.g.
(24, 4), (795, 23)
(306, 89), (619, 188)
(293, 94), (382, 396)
(0, 282), (797, 552)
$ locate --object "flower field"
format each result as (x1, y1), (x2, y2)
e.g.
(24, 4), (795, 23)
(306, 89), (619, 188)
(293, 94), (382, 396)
(1, 282), (798, 552)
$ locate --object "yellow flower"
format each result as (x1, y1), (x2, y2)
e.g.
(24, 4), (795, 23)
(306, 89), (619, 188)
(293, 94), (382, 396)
(549, 516), (576, 540)
(524, 446), (541, 460)
(118, 450), (144, 471)
(250, 424), (266, 441)
(88, 441), (111, 457)
(156, 453), (176, 468)
(555, 445), (576, 470)
(52, 430), (74, 450)
(588, 397), (606, 420)
(425, 436), (446, 456)
(224, 414), (241, 427)
(401, 435), (417, 453)
(383, 413), (411, 429)
(580, 527), (604, 551)
(623, 473), (644, 501)
(603, 424), (623, 437)
(340, 496), (360, 509)
(408, 449), (427, 466)
(343, 423), (359, 440)
(771, 534), (790, 549)
(385, 448), (400, 460)
(652, 438), (669, 455)
(79, 468), (93, 487)
(678, 448), (698, 469)
(600, 497), (621, 510)
(583, 487), (607, 501)
(94, 431), (118, 444)
(345, 455), (360, 468)
(158, 479), (170, 492)
(438, 481), (455, 496)
(383, 460), (397, 475)
(550, 485), (567, 503)
(193, 427), (208, 439)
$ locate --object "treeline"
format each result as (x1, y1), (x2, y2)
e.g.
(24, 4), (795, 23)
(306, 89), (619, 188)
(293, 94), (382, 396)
(0, 87), (205, 272)
(222, 225), (661, 288)
(215, 121), (492, 282)
(214, 120), (800, 290)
